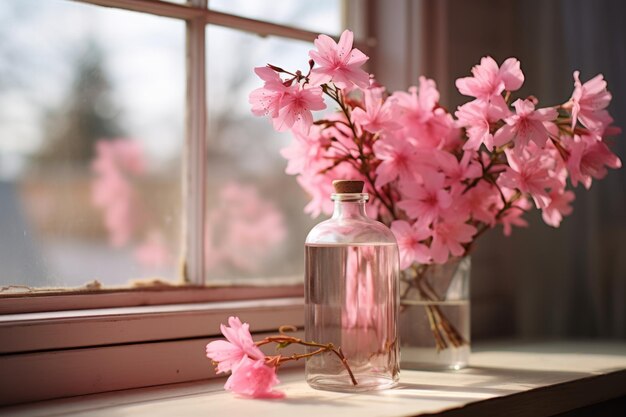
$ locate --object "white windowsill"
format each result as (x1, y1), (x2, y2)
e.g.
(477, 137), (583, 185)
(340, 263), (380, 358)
(3, 341), (625, 417)
(0, 297), (305, 405)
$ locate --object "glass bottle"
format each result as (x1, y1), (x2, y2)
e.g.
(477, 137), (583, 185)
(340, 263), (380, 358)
(304, 180), (400, 392)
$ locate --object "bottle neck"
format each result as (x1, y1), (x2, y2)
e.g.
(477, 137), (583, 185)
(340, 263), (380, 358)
(331, 194), (369, 219)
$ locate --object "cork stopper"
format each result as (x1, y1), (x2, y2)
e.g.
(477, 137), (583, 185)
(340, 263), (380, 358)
(332, 180), (365, 194)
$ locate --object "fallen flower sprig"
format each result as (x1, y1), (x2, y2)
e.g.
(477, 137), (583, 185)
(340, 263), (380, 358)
(206, 317), (356, 398)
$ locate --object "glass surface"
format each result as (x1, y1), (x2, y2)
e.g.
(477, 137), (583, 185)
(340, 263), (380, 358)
(305, 197), (400, 392)
(0, 1), (185, 288)
(206, 26), (338, 284)
(399, 257), (471, 370)
(208, 0), (343, 35)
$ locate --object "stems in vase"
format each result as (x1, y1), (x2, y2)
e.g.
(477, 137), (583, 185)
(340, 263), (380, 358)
(402, 263), (469, 352)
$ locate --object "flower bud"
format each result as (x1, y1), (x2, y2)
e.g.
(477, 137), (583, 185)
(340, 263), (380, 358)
(267, 63), (286, 73)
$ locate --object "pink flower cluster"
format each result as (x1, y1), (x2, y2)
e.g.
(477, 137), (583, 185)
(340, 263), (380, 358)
(250, 30), (622, 268)
(206, 317), (357, 398)
(206, 317), (283, 399)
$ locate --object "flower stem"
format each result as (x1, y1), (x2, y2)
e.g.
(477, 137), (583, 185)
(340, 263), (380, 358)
(256, 335), (358, 386)
(321, 84), (396, 216)
(403, 264), (468, 351)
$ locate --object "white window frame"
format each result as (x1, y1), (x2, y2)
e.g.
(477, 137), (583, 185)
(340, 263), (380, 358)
(0, 0), (408, 406)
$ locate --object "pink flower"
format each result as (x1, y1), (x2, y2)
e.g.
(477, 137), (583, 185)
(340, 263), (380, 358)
(436, 151), (482, 185)
(566, 135), (622, 189)
(456, 56), (524, 100)
(498, 197), (531, 236)
(274, 84), (326, 133)
(391, 220), (432, 268)
(224, 356), (284, 399)
(494, 99), (558, 148)
(297, 172), (335, 218)
(391, 78), (454, 147)
(205, 316), (265, 374)
(461, 182), (500, 226)
(430, 218), (477, 264)
(418, 125), (460, 153)
(398, 171), (453, 225)
(497, 150), (557, 208)
(308, 29), (370, 88)
(249, 66), (288, 118)
(541, 189), (575, 227)
(373, 133), (431, 188)
(351, 87), (401, 133)
(392, 77), (439, 118)
(280, 127), (330, 175)
(569, 71), (613, 133)
(456, 99), (509, 151)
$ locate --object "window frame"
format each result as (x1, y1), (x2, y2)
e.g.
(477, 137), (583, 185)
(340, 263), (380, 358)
(1, 0), (350, 314)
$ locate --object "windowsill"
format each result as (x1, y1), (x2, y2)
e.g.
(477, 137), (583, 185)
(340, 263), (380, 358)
(0, 297), (305, 405)
(4, 340), (625, 417)
(0, 297), (304, 354)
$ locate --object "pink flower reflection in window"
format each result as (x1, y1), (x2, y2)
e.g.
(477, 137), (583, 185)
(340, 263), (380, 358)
(205, 182), (287, 275)
(91, 139), (287, 277)
(91, 139), (146, 248)
(91, 138), (173, 270)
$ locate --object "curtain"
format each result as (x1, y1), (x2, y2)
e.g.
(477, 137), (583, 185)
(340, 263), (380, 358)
(555, 0), (626, 338)
(495, 0), (626, 338)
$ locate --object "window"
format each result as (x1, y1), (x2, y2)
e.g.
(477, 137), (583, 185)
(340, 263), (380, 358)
(0, 0), (185, 289)
(208, 0), (343, 35)
(0, 0), (344, 301)
(205, 28), (322, 285)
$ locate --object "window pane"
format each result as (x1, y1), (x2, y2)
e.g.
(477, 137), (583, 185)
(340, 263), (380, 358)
(208, 0), (343, 35)
(206, 26), (335, 284)
(0, 1), (185, 288)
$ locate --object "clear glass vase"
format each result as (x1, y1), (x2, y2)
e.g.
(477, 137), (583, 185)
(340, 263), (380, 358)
(399, 256), (470, 370)
(304, 180), (400, 392)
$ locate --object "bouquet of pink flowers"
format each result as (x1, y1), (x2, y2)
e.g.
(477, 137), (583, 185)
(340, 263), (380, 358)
(249, 29), (621, 350)
(250, 29), (621, 269)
